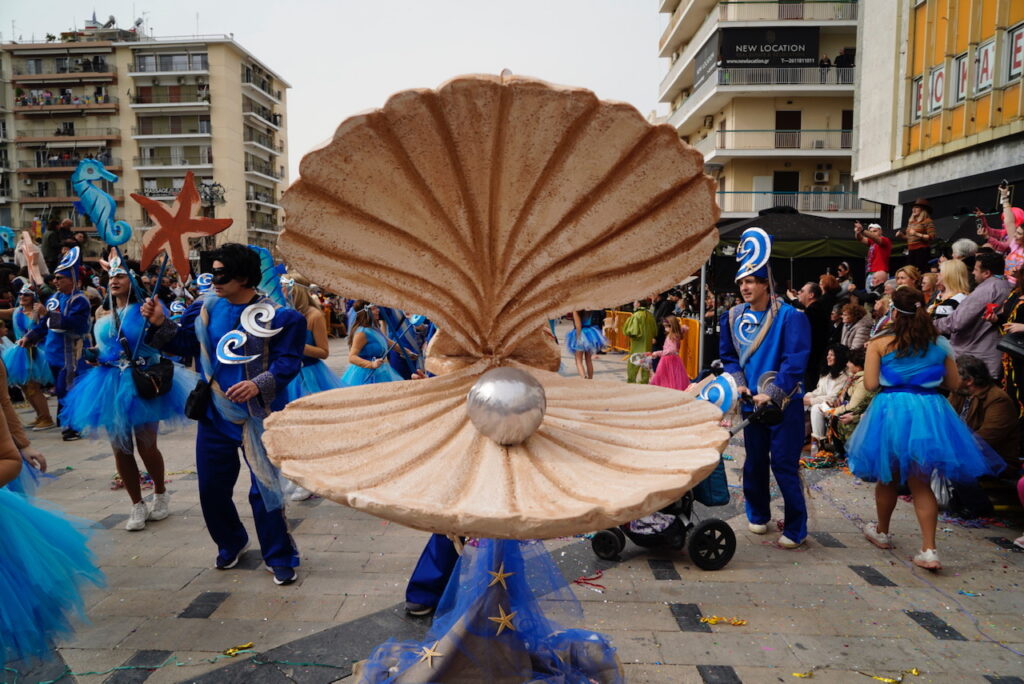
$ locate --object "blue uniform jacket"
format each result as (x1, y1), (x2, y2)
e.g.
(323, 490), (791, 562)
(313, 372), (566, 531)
(26, 290), (92, 367)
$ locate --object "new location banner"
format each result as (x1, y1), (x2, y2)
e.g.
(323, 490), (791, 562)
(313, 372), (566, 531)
(718, 27), (819, 68)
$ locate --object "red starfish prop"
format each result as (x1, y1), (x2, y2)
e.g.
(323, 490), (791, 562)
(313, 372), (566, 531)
(130, 171), (232, 279)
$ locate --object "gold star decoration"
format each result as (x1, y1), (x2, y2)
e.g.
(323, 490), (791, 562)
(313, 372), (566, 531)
(416, 641), (444, 668)
(487, 563), (515, 590)
(488, 604), (517, 636)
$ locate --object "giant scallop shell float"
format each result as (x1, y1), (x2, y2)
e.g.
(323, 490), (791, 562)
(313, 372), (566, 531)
(263, 74), (727, 541)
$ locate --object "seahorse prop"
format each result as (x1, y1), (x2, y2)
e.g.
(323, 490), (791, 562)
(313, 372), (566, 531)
(72, 159), (132, 246)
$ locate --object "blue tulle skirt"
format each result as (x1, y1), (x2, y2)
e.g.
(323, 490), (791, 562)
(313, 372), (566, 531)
(0, 488), (104, 665)
(2, 346), (53, 386)
(6, 455), (47, 497)
(566, 326), (608, 353)
(284, 360), (342, 403)
(341, 361), (403, 387)
(847, 388), (1007, 484)
(59, 362), (199, 444)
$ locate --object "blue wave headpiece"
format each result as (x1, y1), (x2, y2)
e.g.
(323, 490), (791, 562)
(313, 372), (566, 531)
(55, 246), (81, 279)
(735, 227), (771, 281)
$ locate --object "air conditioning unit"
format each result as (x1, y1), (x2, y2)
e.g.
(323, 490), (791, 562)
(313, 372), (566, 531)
(813, 171), (829, 183)
(23, 178), (33, 186)
(813, 139), (825, 149)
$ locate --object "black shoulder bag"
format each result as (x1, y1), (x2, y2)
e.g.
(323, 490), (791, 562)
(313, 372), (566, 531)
(112, 304), (174, 400)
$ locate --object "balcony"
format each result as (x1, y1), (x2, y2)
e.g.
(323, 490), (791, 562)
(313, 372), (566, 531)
(13, 93), (118, 115)
(128, 62), (208, 77)
(248, 216), (282, 233)
(243, 129), (283, 154)
(693, 129), (853, 162)
(242, 102), (281, 130)
(131, 91), (210, 110)
(20, 190), (124, 205)
(133, 155), (213, 170)
(135, 186), (181, 199)
(15, 126), (120, 143)
(660, 0), (717, 57)
(132, 125), (211, 140)
(668, 67), (855, 133)
(244, 159), (282, 181)
(0, 186), (11, 203)
(716, 190), (880, 217)
(12, 63), (116, 83)
(719, 1), (858, 22)
(19, 156), (121, 173)
(242, 74), (281, 103)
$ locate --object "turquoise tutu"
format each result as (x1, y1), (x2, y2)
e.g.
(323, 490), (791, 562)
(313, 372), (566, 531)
(2, 346), (53, 386)
(847, 338), (1006, 485)
(0, 488), (104, 665)
(6, 455), (46, 497)
(566, 326), (608, 353)
(341, 362), (403, 387)
(285, 360), (342, 402)
(59, 362), (199, 444)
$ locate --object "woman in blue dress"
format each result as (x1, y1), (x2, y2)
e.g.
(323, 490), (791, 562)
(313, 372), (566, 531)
(566, 309), (608, 379)
(60, 262), (198, 532)
(1, 287), (55, 430)
(341, 301), (403, 386)
(847, 287), (1005, 570)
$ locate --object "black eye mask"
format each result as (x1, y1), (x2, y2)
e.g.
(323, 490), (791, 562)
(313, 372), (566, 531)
(211, 266), (234, 285)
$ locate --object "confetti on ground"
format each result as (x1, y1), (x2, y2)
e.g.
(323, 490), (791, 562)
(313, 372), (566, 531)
(223, 642), (255, 657)
(856, 668), (920, 683)
(957, 590), (982, 597)
(699, 616), (747, 626)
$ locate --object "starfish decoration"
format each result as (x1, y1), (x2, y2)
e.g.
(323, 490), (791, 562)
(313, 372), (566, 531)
(486, 563), (515, 590)
(416, 641), (444, 668)
(487, 604), (517, 636)
(130, 171), (232, 280)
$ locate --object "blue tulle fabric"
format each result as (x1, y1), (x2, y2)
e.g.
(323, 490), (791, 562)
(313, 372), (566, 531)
(2, 346), (53, 386)
(341, 327), (403, 386)
(566, 326), (608, 353)
(847, 338), (1007, 484)
(0, 488), (104, 665)
(5, 454), (51, 497)
(358, 539), (622, 683)
(284, 360), (342, 403)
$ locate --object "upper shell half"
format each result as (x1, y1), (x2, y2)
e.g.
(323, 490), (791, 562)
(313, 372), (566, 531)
(280, 74), (719, 362)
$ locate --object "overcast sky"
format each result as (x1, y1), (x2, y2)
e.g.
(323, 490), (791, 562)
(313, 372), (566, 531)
(3, 1), (667, 179)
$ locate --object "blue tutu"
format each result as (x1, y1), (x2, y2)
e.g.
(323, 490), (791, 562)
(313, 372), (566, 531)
(847, 339), (1006, 484)
(340, 362), (403, 387)
(0, 488), (104, 665)
(59, 362), (199, 444)
(2, 346), (53, 386)
(284, 360), (342, 403)
(6, 454), (47, 497)
(566, 326), (608, 353)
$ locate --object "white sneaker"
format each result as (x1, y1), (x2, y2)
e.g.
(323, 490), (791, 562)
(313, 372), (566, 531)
(148, 492), (170, 521)
(126, 502), (148, 531)
(863, 522), (892, 549)
(778, 535), (804, 549)
(748, 522), (768, 534)
(913, 548), (941, 570)
(289, 485), (313, 502)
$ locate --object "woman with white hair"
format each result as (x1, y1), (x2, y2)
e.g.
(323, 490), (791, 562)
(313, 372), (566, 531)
(932, 259), (970, 322)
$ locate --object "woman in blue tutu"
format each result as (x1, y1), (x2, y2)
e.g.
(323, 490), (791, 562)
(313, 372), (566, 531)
(340, 301), (403, 386)
(847, 287), (1005, 570)
(566, 309), (608, 379)
(0, 358), (49, 498)
(1, 287), (55, 430)
(60, 259), (198, 531)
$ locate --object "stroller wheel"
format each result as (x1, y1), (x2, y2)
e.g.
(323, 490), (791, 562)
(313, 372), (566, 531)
(687, 519), (736, 571)
(591, 528), (626, 561)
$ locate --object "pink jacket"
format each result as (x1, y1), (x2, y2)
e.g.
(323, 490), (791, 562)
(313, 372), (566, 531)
(985, 227), (1024, 283)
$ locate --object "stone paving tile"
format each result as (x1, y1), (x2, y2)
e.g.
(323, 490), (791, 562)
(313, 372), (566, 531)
(620, 663), (702, 684)
(117, 617), (334, 653)
(656, 631), (796, 667)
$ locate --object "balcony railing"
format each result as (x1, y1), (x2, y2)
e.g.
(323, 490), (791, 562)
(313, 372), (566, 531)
(129, 61), (208, 73)
(244, 160), (282, 179)
(694, 129), (853, 156)
(717, 191), (878, 214)
(14, 94), (118, 107)
(242, 101), (281, 127)
(719, 1), (858, 21)
(246, 190), (277, 204)
(133, 155), (212, 167)
(132, 125), (211, 136)
(21, 156), (120, 169)
(242, 74), (281, 101)
(243, 130), (283, 152)
(132, 92), (210, 105)
(248, 217), (281, 231)
(13, 63), (114, 76)
(16, 126), (120, 139)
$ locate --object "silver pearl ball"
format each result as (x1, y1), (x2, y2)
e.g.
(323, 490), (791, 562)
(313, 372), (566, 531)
(466, 367), (546, 446)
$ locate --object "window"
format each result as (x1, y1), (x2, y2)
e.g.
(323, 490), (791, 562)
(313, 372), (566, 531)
(954, 53), (968, 103)
(927, 65), (945, 115)
(24, 59), (42, 74)
(191, 53), (208, 70)
(55, 57), (69, 73)
(158, 54), (188, 71)
(975, 40), (995, 93)
(911, 76), (923, 122)
(136, 54), (156, 72)
(1008, 22), (1024, 81)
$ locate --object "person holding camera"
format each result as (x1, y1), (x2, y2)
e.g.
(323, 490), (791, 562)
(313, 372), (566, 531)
(719, 229), (811, 549)
(141, 243), (307, 585)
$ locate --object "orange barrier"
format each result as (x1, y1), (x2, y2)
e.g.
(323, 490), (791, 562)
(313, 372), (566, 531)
(604, 311), (700, 378)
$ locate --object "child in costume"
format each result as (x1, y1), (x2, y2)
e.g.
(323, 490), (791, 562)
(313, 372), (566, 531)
(566, 309), (607, 379)
(649, 316), (690, 390)
(2, 286), (56, 430)
(60, 256), (198, 531)
(847, 286), (1005, 570)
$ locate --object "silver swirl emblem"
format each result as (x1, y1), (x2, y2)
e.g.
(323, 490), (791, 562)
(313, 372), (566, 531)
(46, 297), (60, 312)
(735, 227), (771, 280)
(216, 330), (259, 365)
(170, 300), (186, 314)
(240, 301), (280, 338)
(734, 312), (759, 345)
(196, 273), (213, 292)
(697, 374), (738, 412)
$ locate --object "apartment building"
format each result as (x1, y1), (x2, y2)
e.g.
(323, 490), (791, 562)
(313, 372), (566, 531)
(854, 0), (1024, 226)
(659, 0), (879, 222)
(0, 17), (288, 260)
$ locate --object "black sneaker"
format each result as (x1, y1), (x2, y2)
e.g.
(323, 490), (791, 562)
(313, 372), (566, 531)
(215, 542), (249, 570)
(62, 429), (82, 442)
(404, 602), (435, 617)
(266, 565), (297, 585)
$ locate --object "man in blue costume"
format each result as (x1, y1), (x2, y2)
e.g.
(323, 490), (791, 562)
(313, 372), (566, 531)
(404, 534), (461, 616)
(25, 247), (90, 442)
(141, 243), (307, 585)
(719, 228), (811, 548)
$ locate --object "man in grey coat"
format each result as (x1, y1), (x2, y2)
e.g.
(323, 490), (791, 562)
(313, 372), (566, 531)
(935, 251), (1012, 378)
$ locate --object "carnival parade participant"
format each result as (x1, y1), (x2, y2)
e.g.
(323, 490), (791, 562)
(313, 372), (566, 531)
(566, 309), (607, 379)
(720, 228), (811, 548)
(649, 316), (690, 390)
(60, 256), (198, 531)
(141, 243), (306, 585)
(2, 286), (55, 430)
(624, 300), (657, 384)
(847, 287), (1006, 570)
(0, 358), (49, 497)
(24, 247), (90, 442)
(341, 301), (403, 386)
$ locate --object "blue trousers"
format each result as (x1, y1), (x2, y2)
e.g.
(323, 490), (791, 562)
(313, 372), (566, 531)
(196, 412), (299, 568)
(742, 400), (808, 543)
(405, 534), (459, 607)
